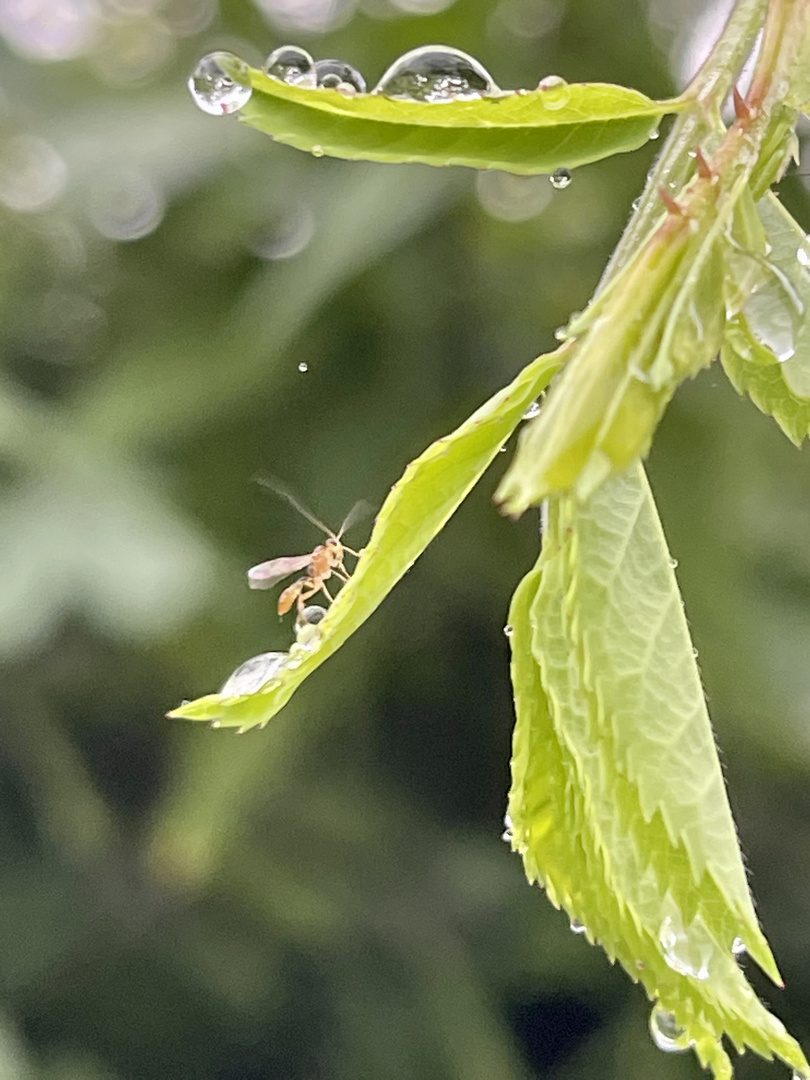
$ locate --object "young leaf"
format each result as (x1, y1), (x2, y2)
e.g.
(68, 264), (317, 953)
(169, 351), (563, 730)
(507, 464), (809, 1080)
(238, 69), (675, 175)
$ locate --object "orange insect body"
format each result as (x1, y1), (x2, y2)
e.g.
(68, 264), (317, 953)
(276, 538), (348, 616)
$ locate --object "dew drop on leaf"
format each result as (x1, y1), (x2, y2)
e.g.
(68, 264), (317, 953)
(522, 400), (541, 420)
(798, 238), (810, 268)
(298, 361), (309, 372)
(732, 936), (747, 956)
(188, 52), (252, 115)
(549, 167), (572, 190)
(537, 74), (570, 109)
(649, 1005), (690, 1053)
(264, 45), (317, 88)
(501, 812), (513, 842)
(373, 45), (498, 102)
(220, 652), (288, 696)
(503, 624), (514, 637)
(569, 918), (587, 934)
(668, 557), (678, 569)
(315, 58), (367, 94)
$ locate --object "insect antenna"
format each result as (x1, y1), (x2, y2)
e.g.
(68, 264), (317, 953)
(253, 474), (335, 536)
(337, 499), (374, 541)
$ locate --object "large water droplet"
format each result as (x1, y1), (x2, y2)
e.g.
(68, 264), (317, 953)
(537, 74), (570, 109)
(298, 361), (309, 373)
(264, 44), (317, 87)
(220, 651), (288, 697)
(297, 604), (327, 627)
(373, 45), (498, 102)
(523, 400), (541, 420)
(188, 52), (252, 115)
(658, 914), (713, 980)
(315, 58), (366, 94)
(549, 167), (571, 190)
(649, 1005), (690, 1053)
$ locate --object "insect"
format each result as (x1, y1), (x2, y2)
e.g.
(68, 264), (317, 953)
(247, 478), (369, 618)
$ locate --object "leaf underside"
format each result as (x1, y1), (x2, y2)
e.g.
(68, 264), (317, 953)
(508, 464), (808, 1080)
(169, 352), (563, 729)
(239, 70), (674, 174)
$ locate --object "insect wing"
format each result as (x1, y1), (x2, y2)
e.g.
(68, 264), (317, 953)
(247, 553), (311, 590)
(253, 475), (334, 536)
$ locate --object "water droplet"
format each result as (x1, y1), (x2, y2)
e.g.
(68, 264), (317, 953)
(220, 652), (288, 697)
(649, 127), (660, 140)
(373, 45), (498, 102)
(668, 557), (678, 569)
(631, 196), (642, 211)
(537, 74), (570, 109)
(315, 58), (366, 94)
(798, 238), (810, 269)
(188, 52), (252, 115)
(311, 145), (325, 157)
(692, 647), (699, 659)
(658, 914), (713, 980)
(298, 361), (309, 373)
(0, 135), (67, 213)
(503, 624), (514, 637)
(522, 400), (541, 420)
(499, 445), (508, 453)
(732, 936), (746, 955)
(554, 326), (567, 341)
(569, 918), (587, 934)
(744, 259), (804, 362)
(211, 719), (221, 729)
(649, 1005), (690, 1053)
(501, 811), (513, 842)
(298, 604), (327, 626)
(264, 45), (317, 87)
(549, 168), (572, 190)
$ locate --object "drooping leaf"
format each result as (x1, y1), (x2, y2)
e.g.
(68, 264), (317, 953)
(495, 173), (743, 513)
(507, 464), (808, 1080)
(238, 69), (676, 175)
(169, 351), (563, 729)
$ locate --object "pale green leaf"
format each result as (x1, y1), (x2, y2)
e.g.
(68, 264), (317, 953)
(169, 351), (563, 729)
(721, 314), (810, 444)
(507, 465), (808, 1079)
(238, 69), (676, 175)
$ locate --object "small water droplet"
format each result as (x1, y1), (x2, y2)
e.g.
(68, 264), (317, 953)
(692, 647), (699, 659)
(298, 361), (309, 372)
(499, 445), (508, 453)
(298, 604), (327, 626)
(264, 45), (317, 87)
(373, 45), (498, 102)
(211, 719), (222, 728)
(798, 238), (810, 268)
(549, 167), (572, 190)
(537, 74), (570, 109)
(649, 1005), (690, 1053)
(188, 52), (252, 115)
(569, 918), (587, 934)
(732, 937), (746, 956)
(311, 145), (324, 158)
(631, 196), (641, 210)
(523, 400), (541, 420)
(554, 326), (567, 341)
(501, 811), (513, 842)
(220, 652), (288, 697)
(668, 557), (678, 569)
(503, 624), (514, 637)
(315, 58), (366, 94)
(649, 127), (660, 140)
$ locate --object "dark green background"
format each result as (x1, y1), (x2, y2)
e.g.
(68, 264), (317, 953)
(0, 0), (808, 1077)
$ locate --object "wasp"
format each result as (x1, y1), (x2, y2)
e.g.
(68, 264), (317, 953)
(247, 478), (368, 618)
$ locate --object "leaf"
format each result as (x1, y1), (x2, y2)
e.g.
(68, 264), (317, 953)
(239, 69), (676, 175)
(507, 464), (809, 1080)
(495, 171), (744, 513)
(169, 351), (563, 729)
(721, 314), (810, 444)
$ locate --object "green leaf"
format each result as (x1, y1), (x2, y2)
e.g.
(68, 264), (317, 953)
(507, 464), (808, 1080)
(495, 171), (744, 513)
(169, 351), (562, 729)
(721, 314), (810, 444)
(238, 69), (676, 175)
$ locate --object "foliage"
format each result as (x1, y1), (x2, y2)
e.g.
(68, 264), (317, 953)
(173, 0), (810, 1076)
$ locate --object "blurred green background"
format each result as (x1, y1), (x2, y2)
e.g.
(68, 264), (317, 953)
(0, 0), (808, 1077)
